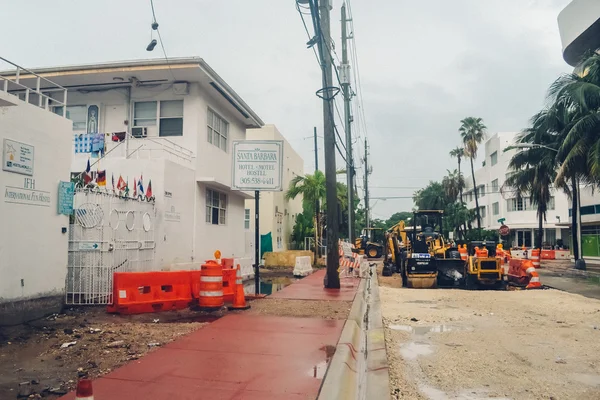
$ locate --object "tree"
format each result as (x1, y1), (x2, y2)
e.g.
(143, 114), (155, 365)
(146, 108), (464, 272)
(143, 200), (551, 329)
(386, 212), (413, 229)
(442, 169), (465, 202)
(505, 112), (558, 250)
(413, 181), (448, 211)
(549, 53), (600, 186)
(286, 171), (325, 259)
(449, 147), (465, 202)
(459, 117), (487, 230)
(290, 202), (315, 250)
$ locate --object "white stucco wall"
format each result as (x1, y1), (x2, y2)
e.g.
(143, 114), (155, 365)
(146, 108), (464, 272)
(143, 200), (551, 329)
(0, 92), (72, 304)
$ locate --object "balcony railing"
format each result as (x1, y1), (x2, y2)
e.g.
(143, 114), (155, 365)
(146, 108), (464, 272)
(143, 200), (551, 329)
(0, 56), (67, 114)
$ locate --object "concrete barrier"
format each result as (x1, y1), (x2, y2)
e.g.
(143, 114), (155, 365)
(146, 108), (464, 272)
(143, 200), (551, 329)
(293, 256), (313, 277)
(234, 257), (254, 280)
(263, 250), (314, 267)
(318, 267), (391, 399)
(555, 250), (570, 260)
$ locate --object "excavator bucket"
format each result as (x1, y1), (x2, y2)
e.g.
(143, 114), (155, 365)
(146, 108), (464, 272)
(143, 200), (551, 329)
(407, 273), (438, 289)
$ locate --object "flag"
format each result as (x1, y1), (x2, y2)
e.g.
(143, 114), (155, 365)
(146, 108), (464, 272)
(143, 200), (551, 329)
(124, 177), (130, 197)
(111, 173), (115, 191)
(83, 159), (92, 184)
(146, 179), (153, 199)
(133, 178), (138, 197)
(117, 175), (126, 191)
(97, 170), (106, 187)
(138, 175), (144, 195)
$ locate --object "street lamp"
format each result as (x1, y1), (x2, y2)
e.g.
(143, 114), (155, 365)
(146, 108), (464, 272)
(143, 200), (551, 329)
(505, 143), (583, 263)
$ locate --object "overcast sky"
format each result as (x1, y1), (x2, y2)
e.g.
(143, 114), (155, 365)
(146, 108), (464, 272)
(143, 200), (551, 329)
(1, 0), (573, 219)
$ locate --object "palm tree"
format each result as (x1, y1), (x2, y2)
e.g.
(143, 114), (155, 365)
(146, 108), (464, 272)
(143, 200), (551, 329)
(549, 53), (600, 186)
(505, 116), (558, 250)
(286, 171), (325, 258)
(449, 147), (465, 202)
(442, 169), (465, 202)
(459, 117), (487, 230)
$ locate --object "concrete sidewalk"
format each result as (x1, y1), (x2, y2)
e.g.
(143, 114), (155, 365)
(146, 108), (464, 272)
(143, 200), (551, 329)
(60, 270), (359, 400)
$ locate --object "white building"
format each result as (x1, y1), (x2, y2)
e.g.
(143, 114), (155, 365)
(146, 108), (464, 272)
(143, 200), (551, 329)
(244, 125), (304, 254)
(558, 0), (600, 67)
(463, 132), (571, 248)
(0, 58), (72, 325)
(3, 57), (264, 268)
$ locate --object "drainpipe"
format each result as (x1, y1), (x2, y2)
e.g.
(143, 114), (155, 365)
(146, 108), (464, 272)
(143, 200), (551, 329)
(125, 85), (131, 158)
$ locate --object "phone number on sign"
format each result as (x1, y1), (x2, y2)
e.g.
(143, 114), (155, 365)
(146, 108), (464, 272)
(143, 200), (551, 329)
(239, 177), (275, 185)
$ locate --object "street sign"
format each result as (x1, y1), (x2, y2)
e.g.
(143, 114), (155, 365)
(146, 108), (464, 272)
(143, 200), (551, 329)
(499, 224), (510, 236)
(79, 242), (100, 251)
(232, 140), (283, 192)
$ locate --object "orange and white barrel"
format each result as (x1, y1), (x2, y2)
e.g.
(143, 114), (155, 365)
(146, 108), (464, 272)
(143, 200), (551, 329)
(458, 245), (468, 261)
(531, 249), (541, 268)
(525, 262), (542, 289)
(199, 260), (224, 309)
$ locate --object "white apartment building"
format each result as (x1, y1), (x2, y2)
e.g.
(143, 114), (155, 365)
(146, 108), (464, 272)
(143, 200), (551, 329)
(244, 125), (304, 254)
(463, 132), (571, 248)
(2, 57), (264, 268)
(558, 0), (600, 67)
(0, 58), (72, 324)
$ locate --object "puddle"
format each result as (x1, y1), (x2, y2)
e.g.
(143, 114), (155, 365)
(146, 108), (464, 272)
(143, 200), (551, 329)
(243, 277), (297, 296)
(572, 373), (600, 387)
(306, 345), (336, 379)
(389, 324), (465, 335)
(400, 341), (434, 360)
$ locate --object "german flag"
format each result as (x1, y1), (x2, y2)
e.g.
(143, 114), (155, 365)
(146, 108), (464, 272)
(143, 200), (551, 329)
(97, 170), (106, 187)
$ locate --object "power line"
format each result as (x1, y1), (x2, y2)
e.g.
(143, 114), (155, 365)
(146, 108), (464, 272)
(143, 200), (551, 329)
(149, 0), (176, 81)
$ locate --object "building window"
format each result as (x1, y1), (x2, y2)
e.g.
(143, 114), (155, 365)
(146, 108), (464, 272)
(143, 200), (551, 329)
(244, 208), (250, 230)
(491, 179), (499, 193)
(507, 197), (527, 212)
(206, 188), (227, 225)
(134, 100), (184, 136)
(548, 196), (555, 210)
(159, 100), (184, 136)
(53, 105), (87, 130)
(480, 206), (487, 218)
(207, 108), (229, 151)
(478, 185), (485, 197)
(490, 151), (498, 166)
(493, 202), (499, 215)
(134, 101), (157, 127)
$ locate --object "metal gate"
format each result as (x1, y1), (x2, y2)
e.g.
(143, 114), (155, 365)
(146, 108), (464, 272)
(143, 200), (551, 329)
(66, 188), (156, 305)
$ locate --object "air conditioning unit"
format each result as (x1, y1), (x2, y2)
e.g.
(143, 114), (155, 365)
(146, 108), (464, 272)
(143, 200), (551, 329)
(131, 127), (147, 138)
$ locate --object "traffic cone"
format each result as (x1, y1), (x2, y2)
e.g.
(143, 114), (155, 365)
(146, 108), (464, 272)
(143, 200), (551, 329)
(228, 264), (250, 310)
(75, 378), (94, 400)
(524, 260), (542, 289)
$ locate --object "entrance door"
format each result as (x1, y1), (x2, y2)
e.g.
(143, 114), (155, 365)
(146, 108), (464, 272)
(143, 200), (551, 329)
(516, 230), (532, 247)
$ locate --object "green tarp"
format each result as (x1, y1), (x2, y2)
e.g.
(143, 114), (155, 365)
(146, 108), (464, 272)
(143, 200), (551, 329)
(261, 232), (273, 258)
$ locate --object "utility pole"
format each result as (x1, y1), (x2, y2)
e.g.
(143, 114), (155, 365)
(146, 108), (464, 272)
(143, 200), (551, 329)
(313, 0), (340, 289)
(364, 139), (370, 229)
(314, 126), (320, 260)
(341, 3), (354, 242)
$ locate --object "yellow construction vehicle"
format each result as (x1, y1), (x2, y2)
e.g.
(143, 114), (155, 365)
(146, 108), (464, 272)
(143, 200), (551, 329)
(384, 210), (464, 288)
(355, 227), (384, 258)
(464, 241), (506, 290)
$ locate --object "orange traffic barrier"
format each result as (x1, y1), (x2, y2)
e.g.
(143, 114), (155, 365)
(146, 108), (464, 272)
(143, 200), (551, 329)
(222, 268), (237, 303)
(541, 250), (555, 260)
(75, 378), (94, 400)
(458, 245), (468, 261)
(199, 260), (224, 310)
(531, 249), (541, 268)
(507, 259), (528, 286)
(107, 271), (193, 315)
(229, 264), (250, 310)
(524, 260), (542, 289)
(221, 258), (234, 269)
(475, 246), (488, 258)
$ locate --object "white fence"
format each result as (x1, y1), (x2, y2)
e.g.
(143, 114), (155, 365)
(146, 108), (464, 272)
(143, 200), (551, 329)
(66, 188), (156, 304)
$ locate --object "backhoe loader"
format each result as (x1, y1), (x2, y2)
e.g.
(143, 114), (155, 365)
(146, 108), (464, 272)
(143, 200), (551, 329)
(355, 228), (384, 258)
(384, 210), (464, 288)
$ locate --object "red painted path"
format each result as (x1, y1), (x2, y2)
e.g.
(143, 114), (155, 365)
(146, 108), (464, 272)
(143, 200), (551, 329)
(60, 270), (359, 400)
